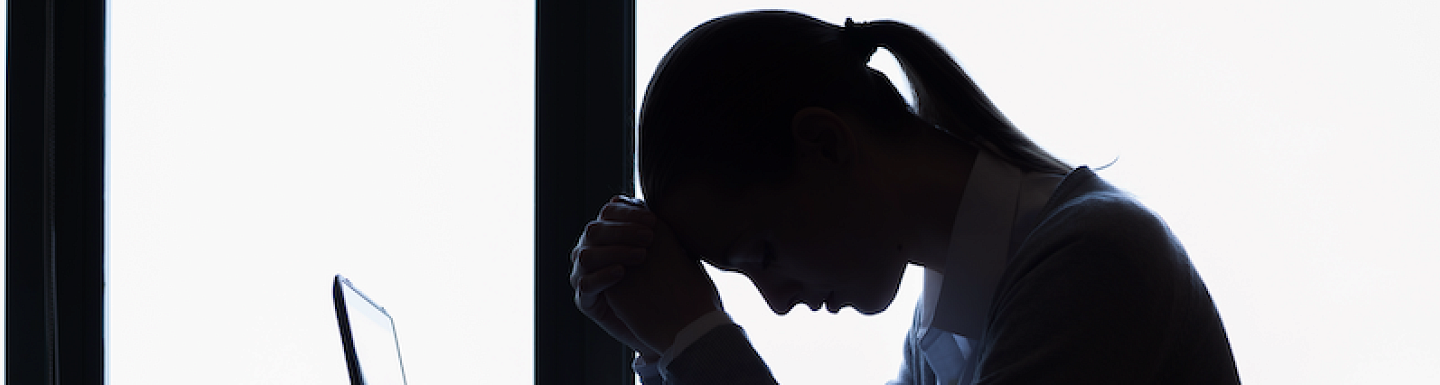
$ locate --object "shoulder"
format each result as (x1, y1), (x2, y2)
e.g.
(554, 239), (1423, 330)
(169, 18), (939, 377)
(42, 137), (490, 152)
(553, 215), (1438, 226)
(995, 169), (1205, 334)
(973, 170), (1239, 384)
(1015, 170), (1187, 277)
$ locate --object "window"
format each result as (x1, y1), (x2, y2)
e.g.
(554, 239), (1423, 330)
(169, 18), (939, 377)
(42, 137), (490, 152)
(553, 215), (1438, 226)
(108, 1), (533, 383)
(11, 1), (1437, 384)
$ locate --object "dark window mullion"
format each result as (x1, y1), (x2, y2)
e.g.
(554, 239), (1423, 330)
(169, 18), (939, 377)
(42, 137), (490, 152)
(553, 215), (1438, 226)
(7, 0), (109, 384)
(535, 0), (637, 384)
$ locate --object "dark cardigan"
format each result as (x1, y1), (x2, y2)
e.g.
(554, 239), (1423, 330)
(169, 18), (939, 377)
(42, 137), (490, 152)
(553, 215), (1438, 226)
(657, 167), (1241, 385)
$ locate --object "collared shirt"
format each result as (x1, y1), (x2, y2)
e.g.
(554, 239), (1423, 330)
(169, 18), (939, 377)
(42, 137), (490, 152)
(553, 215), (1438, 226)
(913, 149), (1063, 384)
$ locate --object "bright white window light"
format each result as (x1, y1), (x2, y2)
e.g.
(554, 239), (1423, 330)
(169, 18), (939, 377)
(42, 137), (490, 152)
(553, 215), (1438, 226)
(109, 1), (533, 383)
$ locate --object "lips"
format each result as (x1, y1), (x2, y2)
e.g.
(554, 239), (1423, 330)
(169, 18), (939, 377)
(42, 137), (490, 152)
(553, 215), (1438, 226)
(799, 291), (830, 312)
(804, 295), (823, 311)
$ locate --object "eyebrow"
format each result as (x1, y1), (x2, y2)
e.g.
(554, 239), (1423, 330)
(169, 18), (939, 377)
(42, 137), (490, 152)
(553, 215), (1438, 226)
(688, 248), (712, 264)
(705, 232), (746, 271)
(707, 246), (735, 269)
(687, 212), (759, 271)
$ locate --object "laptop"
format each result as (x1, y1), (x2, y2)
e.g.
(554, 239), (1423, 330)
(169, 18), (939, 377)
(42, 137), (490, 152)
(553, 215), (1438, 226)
(333, 274), (410, 385)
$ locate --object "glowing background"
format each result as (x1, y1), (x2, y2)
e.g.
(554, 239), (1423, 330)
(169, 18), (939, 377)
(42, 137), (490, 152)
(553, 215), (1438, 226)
(102, 1), (1439, 384)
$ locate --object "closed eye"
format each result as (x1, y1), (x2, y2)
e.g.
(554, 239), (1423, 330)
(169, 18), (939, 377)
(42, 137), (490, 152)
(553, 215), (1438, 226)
(759, 241), (775, 270)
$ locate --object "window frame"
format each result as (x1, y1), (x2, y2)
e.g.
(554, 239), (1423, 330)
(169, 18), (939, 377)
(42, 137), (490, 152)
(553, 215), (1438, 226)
(534, 1), (638, 384)
(7, 0), (109, 383)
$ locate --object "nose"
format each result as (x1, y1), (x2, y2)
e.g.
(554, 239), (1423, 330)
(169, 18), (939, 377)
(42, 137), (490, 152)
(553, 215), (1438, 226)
(747, 275), (804, 315)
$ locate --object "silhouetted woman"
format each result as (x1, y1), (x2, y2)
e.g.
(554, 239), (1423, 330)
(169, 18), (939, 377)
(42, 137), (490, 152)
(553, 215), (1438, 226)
(571, 10), (1239, 384)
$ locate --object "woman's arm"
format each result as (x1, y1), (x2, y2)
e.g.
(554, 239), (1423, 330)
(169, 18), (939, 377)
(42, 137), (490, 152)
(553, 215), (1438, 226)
(573, 197), (779, 384)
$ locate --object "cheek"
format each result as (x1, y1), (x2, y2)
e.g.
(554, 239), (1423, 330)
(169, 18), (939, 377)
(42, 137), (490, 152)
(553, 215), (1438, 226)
(778, 237), (897, 284)
(770, 198), (902, 290)
(779, 210), (896, 266)
(771, 246), (898, 308)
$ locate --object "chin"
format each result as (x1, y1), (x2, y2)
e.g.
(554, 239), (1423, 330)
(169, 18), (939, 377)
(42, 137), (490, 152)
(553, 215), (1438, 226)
(855, 283), (903, 315)
(852, 297), (894, 315)
(858, 303), (890, 315)
(856, 307), (885, 315)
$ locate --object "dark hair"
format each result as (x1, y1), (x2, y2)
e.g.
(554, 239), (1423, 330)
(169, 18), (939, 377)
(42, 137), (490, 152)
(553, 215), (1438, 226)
(638, 10), (1068, 204)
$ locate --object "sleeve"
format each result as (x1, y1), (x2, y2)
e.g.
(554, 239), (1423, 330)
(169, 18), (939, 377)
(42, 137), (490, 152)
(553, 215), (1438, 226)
(660, 323), (778, 385)
(971, 195), (1238, 385)
(633, 354), (665, 385)
(632, 310), (778, 385)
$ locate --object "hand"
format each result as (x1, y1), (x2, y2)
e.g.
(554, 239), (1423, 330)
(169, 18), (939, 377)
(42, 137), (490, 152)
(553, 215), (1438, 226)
(570, 196), (660, 358)
(605, 212), (723, 356)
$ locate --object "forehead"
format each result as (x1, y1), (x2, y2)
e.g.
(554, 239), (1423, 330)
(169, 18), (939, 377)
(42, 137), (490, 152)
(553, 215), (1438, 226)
(649, 181), (770, 267)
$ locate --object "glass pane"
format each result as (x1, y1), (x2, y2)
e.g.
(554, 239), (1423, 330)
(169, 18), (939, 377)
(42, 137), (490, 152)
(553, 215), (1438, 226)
(639, 2), (1440, 384)
(109, 1), (533, 384)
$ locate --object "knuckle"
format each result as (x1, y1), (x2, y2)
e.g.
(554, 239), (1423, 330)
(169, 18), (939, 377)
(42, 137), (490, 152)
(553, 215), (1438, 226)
(577, 248), (626, 269)
(600, 202), (624, 217)
(574, 276), (589, 293)
(574, 292), (590, 311)
(602, 200), (650, 221)
(574, 275), (592, 293)
(574, 248), (598, 266)
(575, 274), (605, 296)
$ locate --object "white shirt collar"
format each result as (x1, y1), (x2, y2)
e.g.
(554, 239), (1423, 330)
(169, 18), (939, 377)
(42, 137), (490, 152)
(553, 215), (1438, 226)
(918, 149), (1064, 340)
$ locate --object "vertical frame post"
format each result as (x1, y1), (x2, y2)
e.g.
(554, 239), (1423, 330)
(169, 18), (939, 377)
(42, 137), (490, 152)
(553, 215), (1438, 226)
(535, 0), (637, 384)
(7, 0), (109, 383)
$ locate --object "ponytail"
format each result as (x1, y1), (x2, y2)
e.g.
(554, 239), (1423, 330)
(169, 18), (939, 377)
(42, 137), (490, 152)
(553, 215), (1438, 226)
(842, 19), (1070, 174)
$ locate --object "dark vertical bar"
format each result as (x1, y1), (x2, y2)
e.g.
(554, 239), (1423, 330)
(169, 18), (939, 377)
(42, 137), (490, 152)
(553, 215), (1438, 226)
(6, 0), (50, 379)
(535, 0), (637, 384)
(7, 0), (109, 383)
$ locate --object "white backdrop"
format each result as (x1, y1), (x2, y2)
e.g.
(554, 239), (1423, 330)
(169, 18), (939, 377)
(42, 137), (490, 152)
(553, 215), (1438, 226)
(100, 1), (1440, 384)
(638, 2), (1440, 384)
(109, 1), (533, 384)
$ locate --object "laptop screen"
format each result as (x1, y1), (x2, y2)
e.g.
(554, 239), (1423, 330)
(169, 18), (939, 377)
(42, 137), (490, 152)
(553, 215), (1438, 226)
(334, 275), (409, 385)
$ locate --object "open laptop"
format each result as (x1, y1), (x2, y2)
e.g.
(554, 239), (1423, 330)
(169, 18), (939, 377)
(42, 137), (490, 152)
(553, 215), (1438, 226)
(333, 274), (410, 385)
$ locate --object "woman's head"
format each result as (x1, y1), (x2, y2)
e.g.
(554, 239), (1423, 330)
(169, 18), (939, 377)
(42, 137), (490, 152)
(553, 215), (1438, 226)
(638, 11), (917, 203)
(639, 11), (1066, 203)
(637, 10), (1068, 314)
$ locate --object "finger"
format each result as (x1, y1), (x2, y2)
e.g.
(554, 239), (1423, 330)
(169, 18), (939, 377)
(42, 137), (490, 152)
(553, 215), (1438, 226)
(599, 200), (658, 226)
(575, 246), (646, 271)
(570, 248), (639, 288)
(575, 265), (625, 308)
(597, 196), (635, 216)
(581, 221), (655, 247)
(608, 194), (647, 208)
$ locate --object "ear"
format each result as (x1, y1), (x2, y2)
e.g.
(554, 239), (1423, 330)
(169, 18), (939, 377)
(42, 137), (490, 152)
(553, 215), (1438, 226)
(790, 107), (858, 169)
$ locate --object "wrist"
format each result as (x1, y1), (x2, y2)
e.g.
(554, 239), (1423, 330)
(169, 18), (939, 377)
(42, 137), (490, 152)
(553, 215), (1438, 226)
(656, 310), (733, 366)
(638, 350), (662, 364)
(638, 305), (718, 354)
